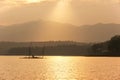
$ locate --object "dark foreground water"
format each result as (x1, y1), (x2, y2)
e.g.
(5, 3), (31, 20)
(0, 56), (120, 80)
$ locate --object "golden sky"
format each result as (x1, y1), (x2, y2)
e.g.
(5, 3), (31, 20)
(0, 0), (120, 25)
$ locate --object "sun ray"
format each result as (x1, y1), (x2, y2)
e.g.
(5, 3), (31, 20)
(48, 0), (73, 22)
(35, 0), (76, 41)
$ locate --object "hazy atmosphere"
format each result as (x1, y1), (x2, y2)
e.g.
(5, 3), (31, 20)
(1, 1), (120, 80)
(0, 0), (120, 42)
(0, 0), (120, 25)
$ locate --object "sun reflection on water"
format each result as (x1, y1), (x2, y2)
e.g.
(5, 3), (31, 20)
(47, 56), (83, 80)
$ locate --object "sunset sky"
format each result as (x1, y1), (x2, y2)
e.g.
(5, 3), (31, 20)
(0, 0), (120, 26)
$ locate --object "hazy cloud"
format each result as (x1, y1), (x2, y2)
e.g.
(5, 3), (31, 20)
(0, 0), (120, 4)
(0, 0), (120, 25)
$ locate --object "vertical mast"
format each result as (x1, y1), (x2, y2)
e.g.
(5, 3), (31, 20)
(28, 42), (31, 58)
(28, 42), (35, 58)
(42, 46), (45, 58)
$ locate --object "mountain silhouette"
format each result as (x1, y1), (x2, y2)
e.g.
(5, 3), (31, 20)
(0, 20), (120, 42)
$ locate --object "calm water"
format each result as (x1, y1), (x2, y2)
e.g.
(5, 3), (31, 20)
(0, 56), (120, 80)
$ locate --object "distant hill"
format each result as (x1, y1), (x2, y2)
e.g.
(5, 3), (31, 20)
(0, 41), (91, 55)
(0, 20), (120, 42)
(0, 20), (77, 42)
(78, 23), (120, 42)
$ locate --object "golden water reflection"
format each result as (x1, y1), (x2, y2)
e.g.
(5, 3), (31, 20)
(0, 56), (120, 80)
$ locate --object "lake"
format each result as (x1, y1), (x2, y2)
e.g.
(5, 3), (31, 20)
(0, 56), (120, 80)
